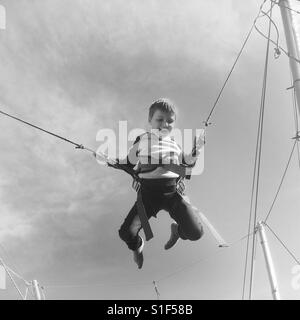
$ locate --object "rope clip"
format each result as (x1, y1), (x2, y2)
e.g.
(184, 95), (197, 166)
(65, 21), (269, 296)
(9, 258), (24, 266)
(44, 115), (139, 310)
(292, 132), (300, 141)
(203, 120), (212, 127)
(75, 144), (84, 149)
(274, 47), (281, 59)
(286, 79), (300, 90)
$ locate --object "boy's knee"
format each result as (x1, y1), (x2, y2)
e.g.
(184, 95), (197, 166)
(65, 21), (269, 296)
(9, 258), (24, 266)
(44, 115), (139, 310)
(119, 227), (130, 241)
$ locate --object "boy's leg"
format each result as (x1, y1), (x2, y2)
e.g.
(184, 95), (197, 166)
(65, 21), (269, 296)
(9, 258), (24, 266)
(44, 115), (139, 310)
(118, 202), (143, 251)
(167, 193), (204, 242)
(118, 193), (160, 250)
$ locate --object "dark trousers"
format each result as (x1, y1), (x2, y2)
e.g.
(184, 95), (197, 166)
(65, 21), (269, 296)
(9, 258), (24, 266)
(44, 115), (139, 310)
(119, 178), (204, 251)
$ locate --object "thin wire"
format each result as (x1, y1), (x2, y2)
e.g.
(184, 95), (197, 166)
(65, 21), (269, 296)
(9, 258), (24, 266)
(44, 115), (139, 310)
(5, 265), (30, 286)
(44, 281), (151, 289)
(157, 231), (255, 284)
(242, 89), (264, 300)
(0, 108), (117, 166)
(265, 223), (300, 265)
(0, 242), (24, 282)
(274, 0), (300, 15)
(204, 0), (268, 126)
(42, 231), (255, 293)
(249, 1), (273, 300)
(249, 232), (259, 299)
(254, 1), (300, 64)
(291, 72), (300, 168)
(0, 109), (84, 149)
(263, 140), (297, 223)
(0, 257), (25, 300)
(242, 82), (268, 300)
(260, 7), (280, 48)
(255, 23), (300, 64)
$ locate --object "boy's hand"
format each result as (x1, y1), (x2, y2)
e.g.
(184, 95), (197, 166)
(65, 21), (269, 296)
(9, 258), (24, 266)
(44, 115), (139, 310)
(191, 131), (205, 156)
(196, 131), (205, 146)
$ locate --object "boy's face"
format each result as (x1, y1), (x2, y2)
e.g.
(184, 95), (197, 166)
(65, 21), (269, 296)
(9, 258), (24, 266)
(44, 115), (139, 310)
(149, 109), (176, 134)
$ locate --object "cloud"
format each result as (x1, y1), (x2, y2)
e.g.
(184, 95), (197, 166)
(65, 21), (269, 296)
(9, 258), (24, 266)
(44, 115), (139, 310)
(1, 0), (289, 299)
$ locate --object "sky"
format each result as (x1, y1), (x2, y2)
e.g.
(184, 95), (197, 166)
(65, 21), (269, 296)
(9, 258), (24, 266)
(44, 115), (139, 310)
(0, 0), (300, 300)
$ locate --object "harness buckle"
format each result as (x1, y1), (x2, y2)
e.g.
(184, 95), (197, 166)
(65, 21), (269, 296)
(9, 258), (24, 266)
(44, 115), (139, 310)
(132, 178), (141, 192)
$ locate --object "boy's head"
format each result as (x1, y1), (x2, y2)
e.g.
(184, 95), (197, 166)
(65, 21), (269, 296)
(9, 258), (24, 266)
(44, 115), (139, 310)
(148, 98), (177, 134)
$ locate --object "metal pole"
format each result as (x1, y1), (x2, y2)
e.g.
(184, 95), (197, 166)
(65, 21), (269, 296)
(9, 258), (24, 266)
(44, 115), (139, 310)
(279, 0), (300, 117)
(0, 257), (25, 300)
(257, 221), (280, 300)
(32, 280), (42, 300)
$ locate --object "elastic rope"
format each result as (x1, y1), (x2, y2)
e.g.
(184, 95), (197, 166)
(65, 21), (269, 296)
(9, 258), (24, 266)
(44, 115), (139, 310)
(291, 72), (300, 168)
(204, 0), (268, 126)
(0, 109), (115, 164)
(263, 140), (297, 223)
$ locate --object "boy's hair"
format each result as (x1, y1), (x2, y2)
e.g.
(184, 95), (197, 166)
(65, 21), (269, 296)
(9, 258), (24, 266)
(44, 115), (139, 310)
(148, 98), (177, 121)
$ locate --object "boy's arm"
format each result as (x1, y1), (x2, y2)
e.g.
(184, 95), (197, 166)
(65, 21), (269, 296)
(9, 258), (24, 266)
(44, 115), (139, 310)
(118, 135), (141, 169)
(182, 133), (205, 167)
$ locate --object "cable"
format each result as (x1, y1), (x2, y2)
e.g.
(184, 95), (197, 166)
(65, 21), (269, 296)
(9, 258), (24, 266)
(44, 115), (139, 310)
(242, 87), (264, 300)
(42, 230), (255, 295)
(5, 265), (30, 286)
(0, 109), (115, 163)
(0, 257), (25, 300)
(249, 1), (274, 300)
(204, 0), (268, 127)
(156, 231), (254, 284)
(290, 72), (300, 168)
(43, 280), (151, 289)
(254, 22), (300, 64)
(263, 140), (297, 223)
(0, 242), (24, 282)
(275, 0), (300, 15)
(265, 223), (300, 265)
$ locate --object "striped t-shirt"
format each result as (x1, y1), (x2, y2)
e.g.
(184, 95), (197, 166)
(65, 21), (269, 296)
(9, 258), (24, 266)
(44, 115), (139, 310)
(127, 131), (197, 179)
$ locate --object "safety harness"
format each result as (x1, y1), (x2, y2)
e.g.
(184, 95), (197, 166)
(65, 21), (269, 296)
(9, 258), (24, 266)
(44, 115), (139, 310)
(109, 132), (198, 241)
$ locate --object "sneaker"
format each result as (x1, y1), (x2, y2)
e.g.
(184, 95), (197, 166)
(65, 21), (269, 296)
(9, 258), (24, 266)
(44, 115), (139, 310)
(133, 237), (144, 269)
(164, 223), (180, 250)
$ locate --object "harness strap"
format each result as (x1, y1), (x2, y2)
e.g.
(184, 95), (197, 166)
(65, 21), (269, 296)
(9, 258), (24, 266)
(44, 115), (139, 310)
(137, 163), (193, 179)
(136, 189), (154, 241)
(132, 177), (186, 241)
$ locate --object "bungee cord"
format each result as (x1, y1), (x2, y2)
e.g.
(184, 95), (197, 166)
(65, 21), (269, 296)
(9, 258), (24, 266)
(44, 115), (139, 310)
(203, 0), (268, 128)
(0, 108), (116, 167)
(0, 0), (300, 301)
(291, 71), (300, 167)
(263, 140), (297, 223)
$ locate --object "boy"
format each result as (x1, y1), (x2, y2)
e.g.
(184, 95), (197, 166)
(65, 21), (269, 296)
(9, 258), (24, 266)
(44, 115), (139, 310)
(117, 98), (205, 269)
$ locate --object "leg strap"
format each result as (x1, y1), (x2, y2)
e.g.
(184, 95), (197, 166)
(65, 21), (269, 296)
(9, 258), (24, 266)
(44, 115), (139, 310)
(136, 189), (154, 241)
